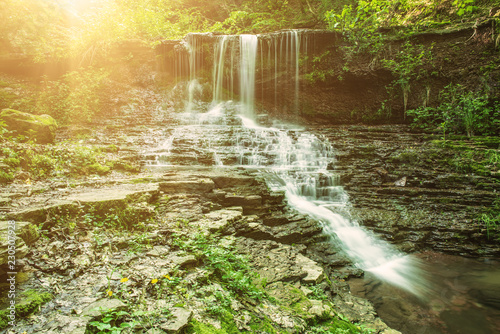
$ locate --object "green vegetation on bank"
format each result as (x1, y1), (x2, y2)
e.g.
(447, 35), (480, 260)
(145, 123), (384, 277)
(0, 290), (53, 329)
(0, 138), (140, 184)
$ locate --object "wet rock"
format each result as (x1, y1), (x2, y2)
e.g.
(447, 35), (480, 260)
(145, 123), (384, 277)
(159, 307), (192, 333)
(231, 214), (322, 244)
(0, 109), (58, 144)
(170, 254), (197, 268)
(211, 175), (255, 188)
(81, 299), (127, 317)
(0, 221), (30, 267)
(295, 254), (324, 284)
(200, 207), (243, 232)
(468, 270), (500, 309)
(159, 179), (214, 194)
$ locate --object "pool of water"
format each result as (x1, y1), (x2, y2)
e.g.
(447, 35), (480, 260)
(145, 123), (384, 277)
(349, 252), (500, 334)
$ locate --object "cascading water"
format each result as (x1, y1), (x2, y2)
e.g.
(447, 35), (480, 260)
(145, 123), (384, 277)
(151, 31), (430, 298)
(239, 35), (258, 119)
(232, 120), (430, 297)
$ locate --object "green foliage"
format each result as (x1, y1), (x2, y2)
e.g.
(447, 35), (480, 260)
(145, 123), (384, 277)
(480, 197), (500, 242)
(175, 233), (265, 301)
(382, 41), (433, 115)
(430, 140), (500, 177)
(0, 0), (70, 62)
(36, 68), (110, 124)
(304, 51), (336, 83)
(0, 290), (53, 330)
(325, 1), (387, 54)
(453, 0), (478, 17)
(407, 84), (500, 137)
(212, 10), (287, 34)
(81, 205), (153, 231)
(88, 309), (139, 334)
(0, 141), (139, 184)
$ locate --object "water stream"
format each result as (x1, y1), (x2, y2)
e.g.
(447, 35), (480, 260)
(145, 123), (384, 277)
(148, 32), (500, 333)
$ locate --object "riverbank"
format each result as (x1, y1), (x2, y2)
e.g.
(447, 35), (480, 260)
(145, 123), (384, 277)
(1, 106), (401, 333)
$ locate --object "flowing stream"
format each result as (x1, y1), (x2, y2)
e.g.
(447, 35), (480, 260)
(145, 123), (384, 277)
(148, 32), (432, 299)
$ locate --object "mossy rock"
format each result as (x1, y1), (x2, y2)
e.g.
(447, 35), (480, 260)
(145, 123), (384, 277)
(0, 109), (57, 144)
(0, 290), (53, 330)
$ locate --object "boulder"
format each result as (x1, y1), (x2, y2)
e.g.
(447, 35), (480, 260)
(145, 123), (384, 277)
(0, 109), (57, 144)
(159, 307), (192, 333)
(295, 254), (324, 284)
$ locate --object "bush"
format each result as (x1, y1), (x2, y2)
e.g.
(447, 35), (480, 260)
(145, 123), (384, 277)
(407, 84), (500, 137)
(36, 68), (110, 124)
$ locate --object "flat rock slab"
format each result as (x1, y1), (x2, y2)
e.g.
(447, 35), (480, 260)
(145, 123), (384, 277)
(159, 179), (214, 194)
(81, 299), (127, 317)
(66, 184), (159, 205)
(8, 184), (160, 223)
(201, 207), (243, 232)
(159, 307), (192, 333)
(211, 175), (255, 188)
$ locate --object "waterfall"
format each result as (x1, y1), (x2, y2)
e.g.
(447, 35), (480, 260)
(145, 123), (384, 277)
(212, 36), (228, 104)
(154, 32), (430, 297)
(292, 31), (300, 114)
(175, 31), (305, 118)
(239, 35), (258, 119)
(233, 124), (429, 297)
(185, 34), (202, 113)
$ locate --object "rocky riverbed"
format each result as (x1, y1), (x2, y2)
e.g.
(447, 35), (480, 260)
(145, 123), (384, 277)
(0, 107), (403, 333)
(1, 100), (499, 333)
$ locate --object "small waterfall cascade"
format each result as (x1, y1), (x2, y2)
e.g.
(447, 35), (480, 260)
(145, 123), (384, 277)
(232, 121), (429, 296)
(239, 35), (258, 119)
(185, 34), (204, 113)
(166, 30), (310, 115)
(152, 31), (430, 297)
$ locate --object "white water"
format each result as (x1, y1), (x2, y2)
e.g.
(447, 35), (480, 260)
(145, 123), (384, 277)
(239, 35), (258, 119)
(154, 32), (430, 298)
(232, 118), (430, 297)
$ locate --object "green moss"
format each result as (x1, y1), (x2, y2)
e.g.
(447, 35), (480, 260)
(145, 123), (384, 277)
(186, 319), (229, 334)
(311, 316), (368, 333)
(0, 171), (14, 184)
(2, 157), (20, 167)
(103, 144), (119, 153)
(473, 137), (500, 149)
(248, 315), (280, 333)
(87, 163), (111, 175)
(114, 161), (140, 173)
(0, 290), (53, 330)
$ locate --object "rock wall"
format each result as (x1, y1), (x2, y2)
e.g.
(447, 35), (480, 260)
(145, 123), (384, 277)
(157, 21), (500, 125)
(314, 125), (500, 257)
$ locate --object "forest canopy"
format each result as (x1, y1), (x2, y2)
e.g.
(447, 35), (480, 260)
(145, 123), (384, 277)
(0, 0), (492, 63)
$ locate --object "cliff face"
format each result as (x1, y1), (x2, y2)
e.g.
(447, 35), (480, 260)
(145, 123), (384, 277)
(262, 21), (500, 124)
(157, 21), (500, 126)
